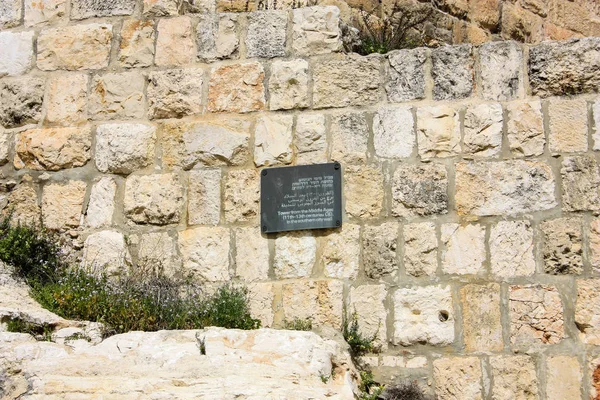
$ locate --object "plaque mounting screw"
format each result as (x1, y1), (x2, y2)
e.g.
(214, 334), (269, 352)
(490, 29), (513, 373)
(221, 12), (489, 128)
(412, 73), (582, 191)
(334, 162), (340, 170)
(335, 220), (341, 227)
(262, 170), (268, 176)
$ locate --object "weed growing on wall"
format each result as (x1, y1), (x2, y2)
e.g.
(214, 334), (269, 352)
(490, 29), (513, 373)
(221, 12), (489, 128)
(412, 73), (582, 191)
(283, 317), (313, 331)
(343, 311), (379, 357)
(6, 318), (54, 341)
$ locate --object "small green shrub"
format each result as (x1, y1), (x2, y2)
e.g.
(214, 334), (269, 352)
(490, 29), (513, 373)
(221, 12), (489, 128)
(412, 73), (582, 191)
(359, 371), (384, 400)
(283, 318), (313, 331)
(6, 318), (53, 341)
(343, 312), (379, 357)
(383, 382), (432, 400)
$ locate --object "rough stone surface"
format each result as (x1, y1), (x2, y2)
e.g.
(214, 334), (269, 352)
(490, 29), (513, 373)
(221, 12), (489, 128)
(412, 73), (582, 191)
(292, 6), (342, 56)
(331, 113), (368, 164)
(591, 219), (600, 275)
(254, 114), (294, 167)
(541, 217), (583, 275)
(463, 103), (503, 158)
(460, 283), (502, 352)
(71, 0), (134, 19)
(15, 127), (92, 171)
(89, 72), (145, 120)
(82, 230), (131, 274)
(548, 98), (588, 154)
(479, 41), (523, 101)
(432, 44), (474, 100)
(433, 357), (482, 400)
(416, 105), (461, 160)
(295, 114), (327, 164)
(501, 3), (543, 43)
(143, 0), (180, 16)
(322, 224), (360, 280)
(147, 69), (204, 119)
(506, 100), (545, 157)
(455, 160), (557, 216)
(490, 355), (538, 400)
(363, 222), (398, 280)
(595, 99), (600, 151)
(3, 184), (41, 226)
(196, 14), (238, 62)
(95, 123), (156, 174)
(393, 285), (454, 346)
(545, 356), (582, 400)
(124, 173), (184, 225)
(313, 56), (380, 109)
(0, 77), (44, 128)
(119, 20), (155, 68)
(0, 31), (34, 77)
(509, 285), (564, 346)
(348, 285), (388, 347)
(281, 280), (344, 329)
(235, 227), (269, 281)
(178, 227), (230, 282)
(385, 48), (426, 102)
(344, 165), (383, 219)
(404, 222), (437, 277)
(269, 59), (309, 111)
(0, 0), (21, 28)
(156, 17), (195, 66)
(41, 181), (87, 230)
(207, 62), (265, 113)
(246, 282), (274, 327)
(224, 169), (259, 223)
(561, 156), (600, 212)
(392, 163), (448, 218)
(45, 74), (88, 125)
(0, 128), (9, 164)
(274, 231), (316, 279)
(25, 0), (66, 26)
(84, 177), (116, 228)
(490, 220), (535, 278)
(37, 24), (112, 71)
(373, 106), (415, 159)
(135, 231), (181, 275)
(529, 38), (600, 97)
(246, 11), (287, 58)
(441, 223), (486, 275)
(188, 169), (221, 226)
(575, 279), (600, 345)
(591, 356), (600, 400)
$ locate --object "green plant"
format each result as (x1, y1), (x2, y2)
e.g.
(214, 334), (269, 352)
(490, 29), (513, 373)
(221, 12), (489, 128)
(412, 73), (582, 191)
(359, 371), (385, 400)
(283, 317), (313, 331)
(64, 332), (92, 343)
(343, 312), (379, 357)
(6, 318), (53, 341)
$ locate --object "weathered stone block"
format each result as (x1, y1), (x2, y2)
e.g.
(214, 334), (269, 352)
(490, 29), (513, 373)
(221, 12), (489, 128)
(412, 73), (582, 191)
(313, 55), (380, 109)
(575, 279), (600, 345)
(4, 184), (41, 226)
(501, 3), (543, 43)
(71, 0), (135, 19)
(0, 0), (21, 28)
(0, 77), (44, 128)
(90, 72), (145, 120)
(147, 69), (204, 119)
(509, 285), (564, 346)
(235, 227), (269, 281)
(25, 0), (66, 26)
(37, 24), (112, 71)
(135, 232), (181, 275)
(561, 156), (600, 212)
(197, 14), (238, 62)
(479, 41), (523, 101)
(95, 123), (156, 174)
(83, 230), (131, 275)
(292, 6), (341, 56)
(295, 114), (327, 164)
(592, 219), (600, 275)
(254, 114), (293, 167)
(416, 105), (460, 160)
(208, 62), (265, 113)
(0, 129), (9, 165)
(45, 74), (88, 125)
(274, 231), (316, 279)
(269, 59), (309, 111)
(490, 220), (535, 278)
(404, 222), (437, 277)
(143, 0), (180, 16)
(385, 48), (426, 102)
(433, 357), (482, 400)
(348, 285), (387, 347)
(14, 127), (92, 171)
(124, 173), (184, 225)
(373, 106), (414, 159)
(178, 227), (231, 282)
(529, 38), (600, 97)
(155, 17), (195, 67)
(546, 356), (582, 400)
(393, 285), (454, 346)
(392, 163), (448, 218)
(490, 355), (538, 400)
(344, 165), (383, 219)
(548, 98), (588, 154)
(84, 177), (116, 228)
(363, 222), (398, 280)
(119, 20), (155, 68)
(506, 100), (544, 157)
(322, 224), (360, 280)
(41, 181), (87, 230)
(247, 283), (274, 327)
(224, 169), (259, 223)
(331, 113), (368, 164)
(432, 44), (473, 100)
(246, 11), (287, 58)
(0, 31), (34, 76)
(281, 279), (343, 329)
(463, 103), (503, 158)
(541, 217), (583, 275)
(461, 283), (502, 352)
(188, 169), (221, 226)
(455, 160), (557, 216)
(441, 223), (485, 275)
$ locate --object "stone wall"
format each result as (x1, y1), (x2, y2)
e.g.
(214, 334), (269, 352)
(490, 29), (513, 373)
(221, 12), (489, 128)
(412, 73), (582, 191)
(1, 1), (600, 398)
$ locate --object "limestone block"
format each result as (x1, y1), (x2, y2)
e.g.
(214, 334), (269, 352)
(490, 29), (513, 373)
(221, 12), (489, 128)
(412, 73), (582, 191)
(178, 227), (231, 282)
(490, 220), (535, 278)
(591, 356), (600, 400)
(15, 127), (92, 171)
(373, 106), (415, 159)
(541, 217), (583, 275)
(404, 222), (437, 277)
(416, 105), (460, 160)
(224, 169), (259, 223)
(89, 72), (145, 120)
(45, 74), (88, 125)
(348, 285), (387, 347)
(561, 156), (600, 212)
(313, 55), (380, 109)
(506, 100), (544, 157)
(529, 38), (600, 97)
(71, 0), (134, 19)
(274, 231), (316, 279)
(509, 285), (564, 346)
(392, 163), (448, 218)
(246, 11), (287, 58)
(196, 14), (238, 62)
(460, 283), (502, 352)
(292, 6), (342, 56)
(363, 222), (398, 280)
(124, 173), (184, 225)
(0, 77), (44, 128)
(4, 184), (41, 226)
(455, 160), (557, 216)
(188, 169), (221, 226)
(548, 98), (588, 154)
(0, 0), (21, 28)
(432, 44), (473, 100)
(393, 285), (454, 346)
(344, 165), (383, 219)
(434, 357), (482, 400)
(490, 355), (538, 400)
(147, 69), (204, 119)
(0, 31), (34, 76)
(545, 356), (582, 400)
(155, 17), (195, 67)
(25, 0), (66, 26)
(143, 0), (180, 16)
(295, 114), (327, 164)
(281, 279), (344, 329)
(463, 103), (503, 158)
(254, 114), (294, 167)
(501, 3), (543, 43)
(95, 123), (156, 174)
(385, 48), (426, 102)
(331, 113), (368, 164)
(235, 227), (269, 282)
(247, 283), (274, 327)
(575, 279), (600, 345)
(84, 177), (116, 228)
(136, 232), (181, 276)
(322, 224), (360, 280)
(82, 231), (131, 275)
(37, 24), (112, 71)
(269, 59), (309, 111)
(0, 129), (9, 164)
(479, 41), (523, 101)
(41, 181), (87, 230)
(207, 62), (265, 113)
(441, 223), (485, 275)
(188, 0), (215, 13)
(119, 20), (155, 68)
(591, 219), (600, 275)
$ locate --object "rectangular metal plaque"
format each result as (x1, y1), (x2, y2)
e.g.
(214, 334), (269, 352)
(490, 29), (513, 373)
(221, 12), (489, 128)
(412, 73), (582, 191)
(260, 163), (342, 233)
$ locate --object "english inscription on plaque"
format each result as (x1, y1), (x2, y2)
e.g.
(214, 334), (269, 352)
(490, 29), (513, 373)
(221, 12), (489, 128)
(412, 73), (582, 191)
(260, 163), (342, 233)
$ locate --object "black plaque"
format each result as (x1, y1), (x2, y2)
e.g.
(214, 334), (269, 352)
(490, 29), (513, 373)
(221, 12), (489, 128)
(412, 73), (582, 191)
(260, 163), (342, 233)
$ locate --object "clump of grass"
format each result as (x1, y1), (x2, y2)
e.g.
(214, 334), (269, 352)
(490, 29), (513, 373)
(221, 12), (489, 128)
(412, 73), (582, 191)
(343, 312), (379, 357)
(383, 381), (431, 400)
(6, 318), (53, 341)
(283, 318), (313, 331)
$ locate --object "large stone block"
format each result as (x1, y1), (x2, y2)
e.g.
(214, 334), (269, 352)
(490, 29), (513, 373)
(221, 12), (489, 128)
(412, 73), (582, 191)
(25, 0), (67, 26)
(455, 160), (556, 216)
(501, 3), (543, 43)
(348, 285), (388, 347)
(246, 11), (287, 58)
(594, 99), (600, 151)
(404, 222), (437, 277)
(541, 217), (583, 275)
(506, 100), (544, 157)
(84, 177), (116, 228)
(434, 357), (482, 400)
(490, 355), (538, 400)
(292, 6), (341, 56)
(188, 169), (221, 226)
(432, 44), (474, 100)
(254, 114), (294, 167)
(3, 184), (41, 226)
(281, 279), (343, 329)
(95, 123), (156, 174)
(207, 62), (265, 113)
(235, 227), (269, 282)
(0, 31), (34, 76)
(45, 74), (88, 125)
(575, 279), (600, 345)
(441, 223), (486, 275)
(178, 227), (231, 282)
(0, 77), (44, 128)
(14, 127), (92, 171)
(561, 156), (600, 212)
(344, 165), (383, 219)
(37, 24), (112, 71)
(135, 231), (181, 276)
(143, 0), (180, 16)
(548, 98), (588, 154)
(71, 0), (135, 19)
(295, 114), (327, 164)
(490, 220), (535, 278)
(0, 128), (8, 165)
(463, 103), (503, 158)
(196, 14), (238, 62)
(322, 224), (360, 280)
(224, 169), (259, 223)
(385, 48), (426, 102)
(363, 222), (398, 280)
(155, 17), (195, 67)
(592, 219), (600, 275)
(246, 283), (274, 327)
(41, 181), (87, 230)
(330, 113), (368, 164)
(124, 173), (184, 225)
(147, 69), (204, 119)
(119, 20), (155, 68)
(479, 41), (523, 101)
(392, 163), (448, 218)
(82, 230), (131, 275)
(274, 231), (316, 279)
(89, 72), (145, 120)
(416, 105), (460, 160)
(461, 283), (502, 352)
(545, 356), (582, 400)
(373, 106), (414, 159)
(269, 59), (309, 111)
(0, 0), (21, 28)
